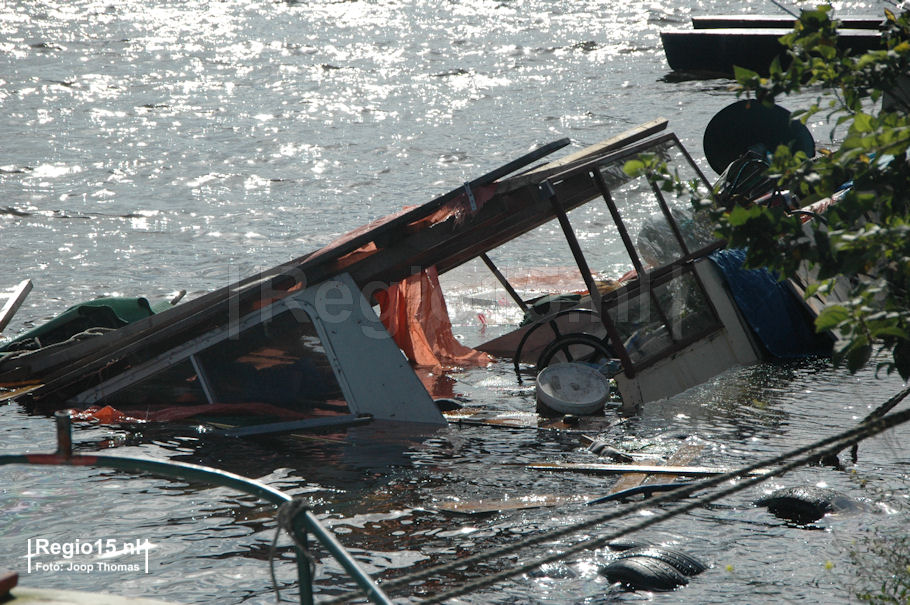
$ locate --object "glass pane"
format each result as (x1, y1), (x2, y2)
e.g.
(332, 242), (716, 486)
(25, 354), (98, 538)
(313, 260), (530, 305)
(110, 307), (351, 419)
(606, 288), (673, 363)
(597, 139), (716, 271)
(603, 162), (683, 269)
(658, 143), (716, 253)
(197, 307), (348, 412)
(653, 269), (718, 341)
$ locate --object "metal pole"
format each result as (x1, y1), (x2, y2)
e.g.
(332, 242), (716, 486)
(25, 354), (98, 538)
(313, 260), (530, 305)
(479, 253), (529, 312)
(303, 511), (395, 605)
(54, 410), (72, 459)
(539, 181), (602, 310)
(294, 516), (315, 605)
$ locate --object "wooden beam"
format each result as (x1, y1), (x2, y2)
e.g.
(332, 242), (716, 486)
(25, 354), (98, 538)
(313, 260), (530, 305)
(496, 119), (668, 193)
(527, 461), (768, 476)
(433, 493), (594, 515)
(606, 444), (703, 494)
(0, 279), (32, 334)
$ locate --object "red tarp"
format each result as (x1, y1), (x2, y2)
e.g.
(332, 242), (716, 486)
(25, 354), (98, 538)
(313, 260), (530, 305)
(376, 266), (492, 369)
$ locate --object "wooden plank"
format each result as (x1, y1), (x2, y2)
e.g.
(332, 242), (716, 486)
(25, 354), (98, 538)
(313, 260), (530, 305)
(433, 493), (594, 515)
(0, 279), (32, 334)
(604, 443), (703, 494)
(496, 119), (668, 193)
(0, 384), (42, 403)
(444, 410), (620, 432)
(642, 444), (703, 485)
(528, 461), (768, 476)
(607, 463), (653, 494)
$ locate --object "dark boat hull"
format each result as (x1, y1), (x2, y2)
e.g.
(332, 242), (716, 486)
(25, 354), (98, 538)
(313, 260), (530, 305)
(690, 14), (882, 30)
(660, 27), (881, 76)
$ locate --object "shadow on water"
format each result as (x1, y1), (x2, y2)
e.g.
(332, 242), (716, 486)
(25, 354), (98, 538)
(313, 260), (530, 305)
(4, 354), (910, 604)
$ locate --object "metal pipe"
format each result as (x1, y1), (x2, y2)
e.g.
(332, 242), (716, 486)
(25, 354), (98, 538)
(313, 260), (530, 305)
(479, 253), (529, 312)
(54, 410), (72, 459)
(302, 510), (395, 605)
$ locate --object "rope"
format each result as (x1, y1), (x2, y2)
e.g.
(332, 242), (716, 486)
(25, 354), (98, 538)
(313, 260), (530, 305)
(850, 384), (910, 462)
(314, 400), (910, 604)
(270, 498), (316, 603)
(0, 326), (116, 362)
(421, 410), (908, 603)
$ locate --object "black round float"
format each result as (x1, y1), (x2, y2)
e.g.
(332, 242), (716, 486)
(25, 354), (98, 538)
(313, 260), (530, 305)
(703, 99), (815, 174)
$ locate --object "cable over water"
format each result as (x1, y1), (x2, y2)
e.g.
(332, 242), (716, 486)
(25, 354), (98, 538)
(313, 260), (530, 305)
(317, 394), (910, 604)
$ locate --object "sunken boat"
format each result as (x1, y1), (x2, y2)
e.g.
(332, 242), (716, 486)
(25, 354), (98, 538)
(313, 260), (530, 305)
(0, 108), (839, 431)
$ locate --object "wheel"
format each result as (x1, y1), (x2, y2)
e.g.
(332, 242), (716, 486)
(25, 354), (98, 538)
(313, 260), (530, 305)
(535, 333), (615, 372)
(512, 308), (600, 383)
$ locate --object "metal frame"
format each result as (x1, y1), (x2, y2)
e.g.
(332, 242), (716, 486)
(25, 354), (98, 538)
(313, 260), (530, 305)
(0, 411), (393, 605)
(530, 133), (727, 380)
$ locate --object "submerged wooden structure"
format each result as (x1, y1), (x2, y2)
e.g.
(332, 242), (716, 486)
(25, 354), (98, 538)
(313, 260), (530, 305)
(1, 114), (825, 426)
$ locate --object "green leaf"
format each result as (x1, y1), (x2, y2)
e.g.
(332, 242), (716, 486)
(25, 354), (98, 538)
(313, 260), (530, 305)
(815, 305), (850, 332)
(733, 65), (760, 84)
(804, 282), (821, 298)
(623, 159), (646, 177)
(871, 325), (909, 340)
(846, 342), (872, 373)
(851, 112), (874, 134)
(725, 204), (761, 227)
(769, 55), (782, 76)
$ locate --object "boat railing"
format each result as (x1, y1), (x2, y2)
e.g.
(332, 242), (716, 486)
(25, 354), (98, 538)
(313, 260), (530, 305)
(0, 410), (393, 605)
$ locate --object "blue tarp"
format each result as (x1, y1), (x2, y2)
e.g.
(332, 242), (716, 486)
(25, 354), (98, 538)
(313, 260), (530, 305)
(709, 249), (831, 359)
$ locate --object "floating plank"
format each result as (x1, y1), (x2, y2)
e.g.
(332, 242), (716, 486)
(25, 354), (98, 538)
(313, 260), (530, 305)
(433, 493), (594, 515)
(0, 279), (32, 334)
(607, 443), (703, 494)
(528, 462), (768, 477)
(444, 410), (620, 432)
(0, 384), (42, 403)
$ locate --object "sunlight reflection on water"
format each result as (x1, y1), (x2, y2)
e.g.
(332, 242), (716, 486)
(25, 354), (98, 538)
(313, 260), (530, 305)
(1, 0), (905, 603)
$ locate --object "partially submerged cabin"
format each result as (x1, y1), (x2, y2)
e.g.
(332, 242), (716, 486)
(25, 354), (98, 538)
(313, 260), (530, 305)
(0, 117), (825, 427)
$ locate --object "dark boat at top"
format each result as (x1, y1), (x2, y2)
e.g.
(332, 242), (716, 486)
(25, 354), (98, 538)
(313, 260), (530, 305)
(660, 13), (883, 77)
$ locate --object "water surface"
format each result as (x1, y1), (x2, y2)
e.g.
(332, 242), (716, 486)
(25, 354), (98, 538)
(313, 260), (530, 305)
(1, 1), (906, 603)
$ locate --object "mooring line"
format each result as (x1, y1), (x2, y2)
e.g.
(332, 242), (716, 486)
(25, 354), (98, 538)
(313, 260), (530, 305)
(419, 416), (903, 603)
(314, 400), (910, 604)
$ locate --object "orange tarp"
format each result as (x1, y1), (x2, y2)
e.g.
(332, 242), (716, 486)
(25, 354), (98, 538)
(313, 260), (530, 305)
(376, 266), (492, 369)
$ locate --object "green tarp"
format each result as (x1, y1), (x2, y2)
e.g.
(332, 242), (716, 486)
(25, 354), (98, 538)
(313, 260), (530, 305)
(0, 297), (170, 353)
